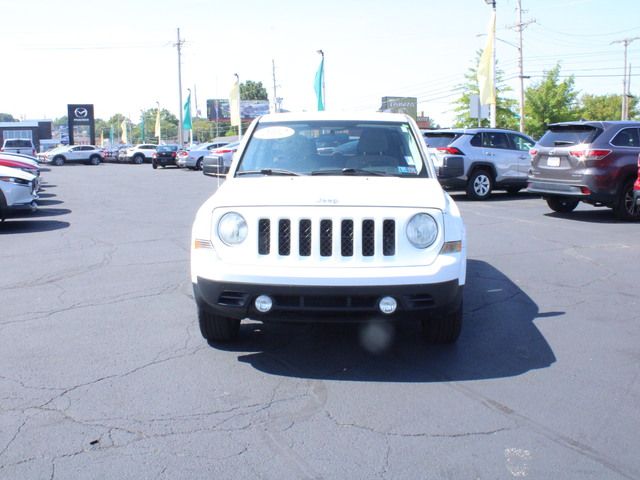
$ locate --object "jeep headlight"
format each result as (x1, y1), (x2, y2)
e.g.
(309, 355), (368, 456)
(217, 212), (248, 245)
(406, 213), (438, 248)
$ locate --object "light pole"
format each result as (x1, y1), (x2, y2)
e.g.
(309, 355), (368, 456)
(484, 0), (496, 128)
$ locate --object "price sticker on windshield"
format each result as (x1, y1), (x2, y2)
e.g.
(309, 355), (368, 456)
(547, 156), (560, 167)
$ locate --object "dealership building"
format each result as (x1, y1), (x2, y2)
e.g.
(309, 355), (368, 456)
(0, 120), (53, 152)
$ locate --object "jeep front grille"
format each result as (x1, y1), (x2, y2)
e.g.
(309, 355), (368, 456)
(258, 218), (396, 257)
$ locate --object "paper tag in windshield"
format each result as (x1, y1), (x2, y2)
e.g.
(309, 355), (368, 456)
(253, 126), (295, 140)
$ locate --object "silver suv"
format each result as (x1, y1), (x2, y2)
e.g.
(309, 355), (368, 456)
(424, 128), (535, 200)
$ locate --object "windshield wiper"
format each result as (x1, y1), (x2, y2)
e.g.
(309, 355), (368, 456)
(553, 140), (575, 146)
(311, 168), (386, 176)
(236, 169), (300, 176)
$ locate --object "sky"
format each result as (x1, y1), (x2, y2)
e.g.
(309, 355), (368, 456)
(1, 0), (639, 127)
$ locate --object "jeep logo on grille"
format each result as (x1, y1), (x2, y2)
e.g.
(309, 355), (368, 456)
(317, 198), (338, 204)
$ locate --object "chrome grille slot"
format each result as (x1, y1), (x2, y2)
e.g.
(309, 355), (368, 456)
(362, 220), (375, 257)
(383, 219), (395, 256)
(299, 219), (312, 256)
(341, 220), (354, 257)
(278, 219), (291, 256)
(320, 220), (332, 257)
(258, 219), (270, 255)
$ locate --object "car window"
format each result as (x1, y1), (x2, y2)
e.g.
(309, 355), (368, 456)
(423, 132), (461, 147)
(482, 132), (510, 149)
(470, 133), (482, 147)
(538, 125), (602, 147)
(4, 140), (33, 148)
(610, 128), (640, 147)
(510, 134), (534, 151)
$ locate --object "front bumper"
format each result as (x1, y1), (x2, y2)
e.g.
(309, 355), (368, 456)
(194, 278), (462, 322)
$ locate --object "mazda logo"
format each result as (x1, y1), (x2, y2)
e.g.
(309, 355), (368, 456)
(74, 107), (88, 118)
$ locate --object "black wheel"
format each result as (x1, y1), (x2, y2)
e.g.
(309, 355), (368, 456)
(613, 179), (640, 221)
(422, 297), (463, 344)
(506, 186), (521, 195)
(152, 160), (158, 169)
(198, 308), (240, 342)
(466, 169), (493, 200)
(89, 155), (101, 165)
(133, 155), (144, 165)
(546, 197), (579, 213)
(53, 156), (64, 166)
(195, 158), (203, 170)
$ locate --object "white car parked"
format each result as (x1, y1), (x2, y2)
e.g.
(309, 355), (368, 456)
(41, 145), (103, 166)
(177, 141), (233, 170)
(191, 112), (467, 344)
(0, 165), (38, 221)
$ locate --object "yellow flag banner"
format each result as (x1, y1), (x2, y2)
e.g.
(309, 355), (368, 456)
(477, 11), (496, 106)
(154, 109), (161, 139)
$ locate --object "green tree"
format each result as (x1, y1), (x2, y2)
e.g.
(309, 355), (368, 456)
(579, 93), (638, 121)
(453, 50), (518, 130)
(524, 64), (580, 138)
(240, 80), (269, 101)
(0, 113), (16, 122)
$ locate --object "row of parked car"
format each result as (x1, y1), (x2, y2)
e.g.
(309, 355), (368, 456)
(89, 140), (241, 174)
(0, 151), (41, 221)
(423, 120), (640, 220)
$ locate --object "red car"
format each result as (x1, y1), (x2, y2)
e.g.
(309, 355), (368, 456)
(634, 152), (640, 208)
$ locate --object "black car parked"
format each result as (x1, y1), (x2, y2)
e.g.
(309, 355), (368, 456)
(528, 121), (640, 220)
(152, 145), (179, 169)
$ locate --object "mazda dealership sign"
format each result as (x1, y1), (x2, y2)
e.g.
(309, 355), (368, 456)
(67, 104), (95, 145)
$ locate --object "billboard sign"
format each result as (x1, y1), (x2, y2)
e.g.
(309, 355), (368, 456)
(67, 104), (95, 145)
(207, 99), (270, 121)
(380, 97), (418, 120)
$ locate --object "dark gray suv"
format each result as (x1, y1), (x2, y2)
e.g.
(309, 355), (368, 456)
(527, 121), (640, 220)
(424, 128), (535, 200)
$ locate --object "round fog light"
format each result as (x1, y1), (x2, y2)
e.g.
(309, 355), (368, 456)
(254, 295), (273, 313)
(378, 296), (397, 315)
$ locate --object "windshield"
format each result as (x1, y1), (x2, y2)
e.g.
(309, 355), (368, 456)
(236, 120), (427, 177)
(538, 125), (602, 147)
(423, 132), (461, 147)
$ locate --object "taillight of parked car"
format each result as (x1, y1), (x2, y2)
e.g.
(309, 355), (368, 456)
(152, 152), (157, 158)
(569, 149), (611, 162)
(172, 152), (177, 158)
(529, 148), (538, 157)
(215, 148), (235, 154)
(436, 147), (464, 155)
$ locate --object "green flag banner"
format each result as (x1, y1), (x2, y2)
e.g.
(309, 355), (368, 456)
(183, 92), (192, 130)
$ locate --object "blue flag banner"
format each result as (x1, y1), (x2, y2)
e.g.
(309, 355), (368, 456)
(183, 92), (192, 130)
(314, 57), (324, 111)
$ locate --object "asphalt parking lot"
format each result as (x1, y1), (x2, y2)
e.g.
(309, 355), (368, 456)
(1, 163), (639, 479)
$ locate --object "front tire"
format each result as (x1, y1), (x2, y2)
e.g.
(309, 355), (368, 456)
(133, 155), (144, 165)
(546, 196), (579, 213)
(422, 298), (463, 344)
(53, 156), (64, 166)
(466, 169), (493, 200)
(89, 155), (101, 165)
(195, 158), (203, 170)
(198, 308), (240, 342)
(613, 179), (640, 221)
(152, 160), (158, 169)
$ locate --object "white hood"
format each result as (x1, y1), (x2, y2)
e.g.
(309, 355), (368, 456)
(206, 176), (447, 210)
(0, 165), (35, 181)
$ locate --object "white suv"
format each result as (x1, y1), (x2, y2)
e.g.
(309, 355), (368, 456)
(191, 113), (467, 345)
(122, 144), (157, 164)
(0, 165), (38, 221)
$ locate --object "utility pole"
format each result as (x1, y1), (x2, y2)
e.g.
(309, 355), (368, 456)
(483, 0), (496, 128)
(175, 28), (185, 145)
(272, 59), (279, 113)
(513, 0), (534, 133)
(611, 36), (640, 121)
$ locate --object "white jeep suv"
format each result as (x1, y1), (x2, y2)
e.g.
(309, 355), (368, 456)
(191, 113), (467, 344)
